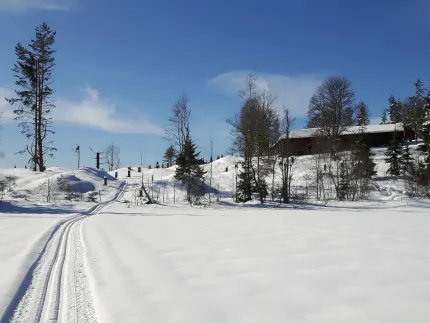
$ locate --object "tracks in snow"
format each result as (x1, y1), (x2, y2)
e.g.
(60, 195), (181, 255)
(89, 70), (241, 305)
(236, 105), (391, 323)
(1, 180), (132, 323)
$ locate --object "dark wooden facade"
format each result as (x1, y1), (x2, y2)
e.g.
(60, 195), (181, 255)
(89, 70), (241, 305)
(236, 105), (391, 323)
(270, 125), (415, 156)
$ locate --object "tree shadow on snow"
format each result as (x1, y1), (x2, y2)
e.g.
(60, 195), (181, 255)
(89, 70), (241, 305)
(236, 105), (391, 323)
(216, 199), (428, 212)
(0, 201), (77, 215)
(106, 211), (211, 217)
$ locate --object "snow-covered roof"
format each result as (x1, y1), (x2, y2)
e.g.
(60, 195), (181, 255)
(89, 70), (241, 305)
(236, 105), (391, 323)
(278, 123), (404, 141)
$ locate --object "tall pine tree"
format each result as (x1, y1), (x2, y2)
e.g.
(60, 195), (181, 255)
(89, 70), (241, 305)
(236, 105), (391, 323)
(174, 137), (207, 203)
(388, 95), (403, 124)
(6, 23), (56, 172)
(356, 101), (370, 127)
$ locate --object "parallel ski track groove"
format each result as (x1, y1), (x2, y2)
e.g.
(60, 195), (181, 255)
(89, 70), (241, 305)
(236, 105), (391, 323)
(0, 180), (130, 323)
(35, 216), (80, 323)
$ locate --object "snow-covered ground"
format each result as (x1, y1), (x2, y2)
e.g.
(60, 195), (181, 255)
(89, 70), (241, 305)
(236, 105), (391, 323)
(0, 210), (73, 318)
(1, 148), (430, 322)
(83, 194), (430, 323)
(0, 166), (123, 321)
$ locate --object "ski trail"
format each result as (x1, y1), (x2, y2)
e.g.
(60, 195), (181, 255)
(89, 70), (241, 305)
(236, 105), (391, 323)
(0, 180), (130, 323)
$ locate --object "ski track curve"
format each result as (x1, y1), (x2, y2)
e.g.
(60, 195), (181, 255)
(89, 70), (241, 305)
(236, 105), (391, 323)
(0, 180), (131, 323)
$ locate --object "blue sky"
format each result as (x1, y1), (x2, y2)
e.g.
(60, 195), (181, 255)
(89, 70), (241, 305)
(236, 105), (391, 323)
(0, 0), (429, 169)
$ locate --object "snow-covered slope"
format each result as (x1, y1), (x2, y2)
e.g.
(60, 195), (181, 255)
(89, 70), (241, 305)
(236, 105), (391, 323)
(1, 166), (121, 204)
(112, 143), (426, 205)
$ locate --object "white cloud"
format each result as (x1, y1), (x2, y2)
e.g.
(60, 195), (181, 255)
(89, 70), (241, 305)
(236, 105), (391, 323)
(0, 86), (164, 136)
(0, 0), (70, 11)
(207, 71), (323, 117)
(0, 87), (14, 120)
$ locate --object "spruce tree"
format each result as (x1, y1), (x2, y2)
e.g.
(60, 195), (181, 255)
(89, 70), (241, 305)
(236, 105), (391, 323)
(381, 108), (389, 124)
(174, 137), (207, 203)
(385, 138), (403, 176)
(351, 101), (376, 198)
(388, 95), (403, 124)
(356, 101), (370, 127)
(407, 79), (426, 143)
(236, 158), (254, 202)
(163, 145), (176, 166)
(6, 23), (57, 172)
(419, 91), (430, 192)
(400, 143), (414, 175)
(155, 161), (160, 169)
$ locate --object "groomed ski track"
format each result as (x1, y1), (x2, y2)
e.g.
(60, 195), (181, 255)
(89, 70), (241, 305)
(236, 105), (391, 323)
(0, 179), (133, 323)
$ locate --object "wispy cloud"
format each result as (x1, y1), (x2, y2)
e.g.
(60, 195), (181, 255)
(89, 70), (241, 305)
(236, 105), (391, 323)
(0, 87), (14, 120)
(0, 0), (70, 12)
(207, 71), (323, 117)
(1, 86), (164, 135)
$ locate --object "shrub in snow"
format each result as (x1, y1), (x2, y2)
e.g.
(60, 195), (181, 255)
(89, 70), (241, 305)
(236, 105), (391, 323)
(86, 191), (99, 203)
(0, 181), (6, 202)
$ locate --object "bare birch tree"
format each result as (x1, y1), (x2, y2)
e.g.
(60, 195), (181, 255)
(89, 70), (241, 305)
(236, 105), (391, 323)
(227, 74), (280, 203)
(105, 143), (120, 171)
(165, 94), (191, 153)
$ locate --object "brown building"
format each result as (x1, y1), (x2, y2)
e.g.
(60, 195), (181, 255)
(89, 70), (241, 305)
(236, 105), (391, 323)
(270, 123), (416, 156)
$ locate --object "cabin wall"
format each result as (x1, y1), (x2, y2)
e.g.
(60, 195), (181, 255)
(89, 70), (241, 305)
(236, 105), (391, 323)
(270, 128), (415, 157)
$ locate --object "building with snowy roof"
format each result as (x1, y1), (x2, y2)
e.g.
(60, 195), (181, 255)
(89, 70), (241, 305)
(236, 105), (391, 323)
(270, 123), (415, 156)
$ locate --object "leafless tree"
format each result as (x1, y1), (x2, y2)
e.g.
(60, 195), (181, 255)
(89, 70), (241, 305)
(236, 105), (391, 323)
(227, 74), (280, 203)
(239, 73), (258, 100)
(105, 143), (120, 171)
(307, 76), (356, 156)
(278, 106), (295, 203)
(165, 94), (191, 153)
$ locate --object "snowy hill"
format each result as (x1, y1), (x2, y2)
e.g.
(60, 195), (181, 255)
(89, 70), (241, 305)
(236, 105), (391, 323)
(0, 166), (121, 205)
(109, 143), (426, 205)
(1, 142), (426, 207)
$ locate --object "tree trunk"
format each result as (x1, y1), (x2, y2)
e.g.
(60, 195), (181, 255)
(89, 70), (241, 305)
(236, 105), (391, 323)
(37, 60), (44, 172)
(34, 61), (39, 172)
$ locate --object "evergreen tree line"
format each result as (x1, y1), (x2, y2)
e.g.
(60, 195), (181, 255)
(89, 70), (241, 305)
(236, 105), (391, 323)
(383, 80), (430, 196)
